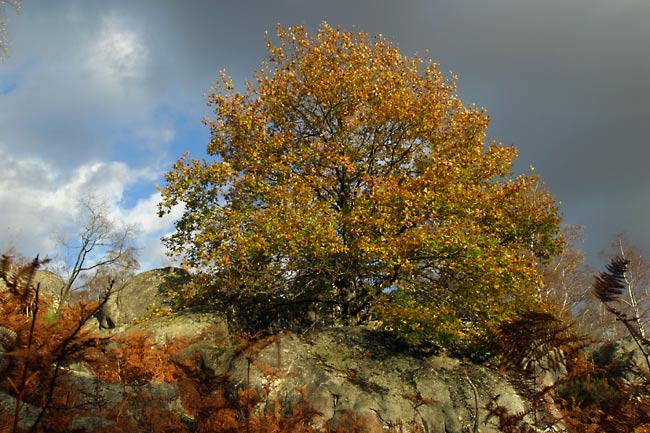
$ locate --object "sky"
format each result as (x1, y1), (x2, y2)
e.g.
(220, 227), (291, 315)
(0, 0), (649, 272)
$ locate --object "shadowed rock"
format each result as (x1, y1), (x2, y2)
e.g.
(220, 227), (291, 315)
(99, 267), (190, 329)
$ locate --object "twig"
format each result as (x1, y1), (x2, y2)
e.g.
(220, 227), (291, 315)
(463, 367), (480, 433)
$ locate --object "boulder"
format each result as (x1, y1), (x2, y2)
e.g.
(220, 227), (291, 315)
(114, 307), (229, 345)
(99, 267), (190, 329)
(588, 336), (650, 390)
(63, 361), (184, 432)
(32, 269), (65, 300)
(0, 392), (39, 430)
(592, 336), (650, 369)
(32, 310), (226, 432)
(0, 268), (64, 304)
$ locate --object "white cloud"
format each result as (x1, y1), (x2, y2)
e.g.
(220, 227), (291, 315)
(117, 191), (184, 270)
(0, 7), (185, 271)
(110, 190), (181, 268)
(0, 148), (176, 270)
(47, 162), (157, 211)
(87, 14), (148, 93)
(120, 191), (180, 234)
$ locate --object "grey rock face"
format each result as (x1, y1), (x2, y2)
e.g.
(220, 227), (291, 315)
(99, 267), (190, 328)
(114, 307), (229, 345)
(64, 362), (184, 432)
(120, 315), (537, 433)
(590, 337), (650, 389)
(0, 305), (559, 433)
(32, 270), (65, 300)
(592, 337), (649, 368)
(204, 327), (529, 433)
(0, 392), (39, 430)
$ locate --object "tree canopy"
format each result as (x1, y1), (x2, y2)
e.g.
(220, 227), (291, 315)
(158, 23), (562, 352)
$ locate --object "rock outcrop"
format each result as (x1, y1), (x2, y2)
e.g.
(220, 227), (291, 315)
(205, 326), (528, 432)
(0, 266), (566, 432)
(32, 269), (65, 300)
(98, 267), (190, 328)
(85, 311), (545, 433)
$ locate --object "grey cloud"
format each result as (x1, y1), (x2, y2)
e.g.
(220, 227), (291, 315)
(1, 4), (181, 168)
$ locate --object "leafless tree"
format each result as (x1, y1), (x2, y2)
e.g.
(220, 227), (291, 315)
(567, 234), (650, 341)
(601, 235), (650, 339)
(536, 228), (650, 340)
(56, 194), (139, 306)
(538, 226), (593, 318)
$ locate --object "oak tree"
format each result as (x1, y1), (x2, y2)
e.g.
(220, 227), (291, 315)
(158, 23), (562, 351)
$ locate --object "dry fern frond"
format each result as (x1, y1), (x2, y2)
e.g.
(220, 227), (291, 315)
(593, 256), (628, 304)
(485, 396), (537, 433)
(489, 310), (584, 374)
(592, 256), (650, 370)
(0, 255), (51, 315)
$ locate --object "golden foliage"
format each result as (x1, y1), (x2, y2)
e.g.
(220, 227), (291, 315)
(158, 22), (563, 352)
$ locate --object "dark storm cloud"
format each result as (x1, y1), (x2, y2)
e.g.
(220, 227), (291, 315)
(139, 0), (650, 263)
(2, 0), (649, 265)
(412, 1), (650, 263)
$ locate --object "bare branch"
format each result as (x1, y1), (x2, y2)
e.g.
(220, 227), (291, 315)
(55, 194), (140, 306)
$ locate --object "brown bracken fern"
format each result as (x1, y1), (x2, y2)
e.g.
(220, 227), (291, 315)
(554, 256), (650, 432)
(484, 308), (588, 432)
(592, 256), (629, 304)
(0, 255), (382, 432)
(593, 256), (650, 370)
